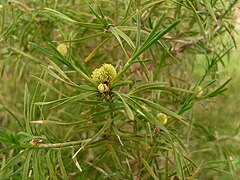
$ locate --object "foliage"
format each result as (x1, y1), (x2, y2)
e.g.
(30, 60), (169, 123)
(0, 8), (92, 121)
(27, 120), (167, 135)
(0, 0), (239, 179)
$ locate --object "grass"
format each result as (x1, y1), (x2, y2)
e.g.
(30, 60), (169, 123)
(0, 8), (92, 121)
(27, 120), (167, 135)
(0, 0), (239, 179)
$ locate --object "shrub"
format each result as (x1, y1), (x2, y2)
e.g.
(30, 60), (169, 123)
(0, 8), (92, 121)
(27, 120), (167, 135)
(0, 0), (239, 179)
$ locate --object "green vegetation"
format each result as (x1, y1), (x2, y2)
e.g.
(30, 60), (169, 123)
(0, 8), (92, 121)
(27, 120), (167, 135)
(0, 0), (239, 179)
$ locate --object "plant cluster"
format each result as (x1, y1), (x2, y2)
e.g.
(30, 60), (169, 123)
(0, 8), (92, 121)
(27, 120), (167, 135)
(0, 0), (239, 179)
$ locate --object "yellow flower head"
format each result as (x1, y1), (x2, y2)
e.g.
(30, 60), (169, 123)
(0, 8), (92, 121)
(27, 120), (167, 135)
(92, 64), (117, 84)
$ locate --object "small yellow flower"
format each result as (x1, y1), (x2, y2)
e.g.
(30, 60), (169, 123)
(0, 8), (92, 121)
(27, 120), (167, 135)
(156, 113), (168, 124)
(57, 44), (68, 56)
(92, 64), (117, 84)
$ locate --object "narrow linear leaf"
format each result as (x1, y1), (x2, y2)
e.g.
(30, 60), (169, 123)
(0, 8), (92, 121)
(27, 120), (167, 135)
(108, 144), (127, 175)
(24, 84), (32, 134)
(135, 10), (141, 52)
(145, 13), (166, 44)
(123, 95), (169, 133)
(140, 157), (158, 180)
(72, 119), (113, 158)
(83, 35), (113, 63)
(33, 149), (41, 180)
(132, 20), (180, 60)
(131, 96), (187, 125)
(186, 1), (206, 40)
(29, 42), (71, 67)
(55, 32), (104, 43)
(110, 26), (129, 58)
(46, 150), (58, 180)
(53, 92), (98, 108)
(120, 1), (164, 26)
(113, 91), (134, 120)
(2, 106), (23, 129)
(113, 27), (135, 49)
(0, 145), (16, 154)
(172, 146), (185, 180)
(170, 132), (189, 153)
(0, 150), (26, 173)
(202, 0), (217, 22)
(123, 0), (134, 20)
(91, 107), (124, 118)
(8, 46), (41, 63)
(22, 150), (33, 179)
(44, 8), (103, 29)
(85, 0), (105, 25)
(34, 97), (67, 106)
(130, 83), (193, 94)
(31, 75), (67, 97)
(57, 151), (68, 180)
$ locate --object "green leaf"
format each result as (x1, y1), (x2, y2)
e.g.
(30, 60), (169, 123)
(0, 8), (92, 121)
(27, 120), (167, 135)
(144, 13), (166, 45)
(204, 78), (231, 98)
(140, 157), (158, 180)
(0, 150), (26, 173)
(109, 26), (129, 58)
(73, 118), (113, 158)
(8, 46), (41, 64)
(46, 150), (58, 180)
(120, 1), (164, 26)
(202, 0), (217, 22)
(130, 82), (193, 94)
(85, 0), (107, 25)
(29, 42), (72, 68)
(2, 106), (23, 129)
(91, 107), (124, 118)
(22, 150), (33, 180)
(131, 96), (187, 125)
(0, 130), (15, 144)
(170, 132), (189, 153)
(172, 146), (185, 179)
(135, 10), (141, 52)
(57, 150), (68, 180)
(53, 91), (98, 108)
(132, 20), (180, 61)
(83, 35), (113, 63)
(186, 1), (206, 40)
(24, 84), (32, 134)
(31, 75), (67, 97)
(55, 32), (104, 43)
(111, 80), (132, 89)
(112, 91), (134, 120)
(122, 95), (169, 133)
(43, 8), (103, 29)
(113, 27), (135, 49)
(107, 144), (127, 176)
(33, 149), (41, 180)
(0, 145), (16, 153)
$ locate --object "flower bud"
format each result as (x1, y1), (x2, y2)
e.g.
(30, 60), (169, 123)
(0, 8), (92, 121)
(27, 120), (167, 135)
(142, 105), (150, 112)
(57, 44), (68, 56)
(195, 86), (203, 97)
(156, 113), (168, 124)
(98, 83), (109, 93)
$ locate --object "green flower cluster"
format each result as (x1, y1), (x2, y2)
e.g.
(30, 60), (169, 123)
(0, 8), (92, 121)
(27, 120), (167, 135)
(91, 64), (117, 84)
